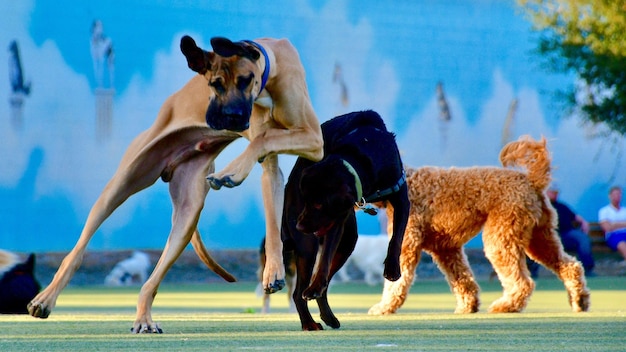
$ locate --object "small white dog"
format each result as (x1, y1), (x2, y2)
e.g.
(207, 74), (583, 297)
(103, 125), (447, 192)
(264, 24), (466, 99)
(104, 251), (150, 286)
(336, 234), (389, 286)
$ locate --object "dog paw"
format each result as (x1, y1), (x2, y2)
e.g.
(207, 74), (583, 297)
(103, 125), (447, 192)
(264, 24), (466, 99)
(206, 176), (224, 190)
(320, 314), (340, 329)
(302, 286), (324, 301)
(383, 268), (401, 282)
(27, 301), (51, 319)
(207, 175), (242, 190)
(302, 322), (324, 331)
(367, 303), (396, 315)
(264, 279), (285, 294)
(130, 323), (163, 334)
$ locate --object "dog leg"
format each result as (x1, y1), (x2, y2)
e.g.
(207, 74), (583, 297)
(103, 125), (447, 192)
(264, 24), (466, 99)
(430, 249), (480, 313)
(131, 155), (212, 333)
(292, 248), (323, 330)
(483, 231), (535, 313)
(368, 223), (421, 315)
(28, 137), (170, 319)
(302, 224), (348, 300)
(207, 122), (323, 190)
(526, 226), (590, 312)
(259, 155), (287, 293)
(383, 189), (410, 282)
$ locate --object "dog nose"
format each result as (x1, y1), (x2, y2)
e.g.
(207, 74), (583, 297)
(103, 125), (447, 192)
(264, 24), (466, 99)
(222, 105), (244, 118)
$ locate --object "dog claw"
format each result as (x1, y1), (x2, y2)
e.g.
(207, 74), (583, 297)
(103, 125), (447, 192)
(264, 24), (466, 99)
(27, 301), (50, 319)
(206, 176), (223, 190)
(264, 279), (285, 294)
(131, 323), (163, 334)
(207, 175), (242, 189)
(220, 176), (239, 188)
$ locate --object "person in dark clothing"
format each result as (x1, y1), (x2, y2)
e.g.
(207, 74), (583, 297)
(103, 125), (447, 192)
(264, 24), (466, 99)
(543, 185), (596, 277)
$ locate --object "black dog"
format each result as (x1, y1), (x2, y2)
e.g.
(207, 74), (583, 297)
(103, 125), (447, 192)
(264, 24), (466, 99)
(281, 110), (409, 330)
(0, 253), (40, 314)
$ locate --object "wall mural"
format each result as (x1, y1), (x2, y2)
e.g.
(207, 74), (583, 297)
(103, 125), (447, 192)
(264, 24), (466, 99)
(1, 0), (623, 251)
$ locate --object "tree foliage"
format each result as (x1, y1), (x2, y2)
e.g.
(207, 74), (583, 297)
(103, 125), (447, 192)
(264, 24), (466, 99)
(518, 0), (626, 135)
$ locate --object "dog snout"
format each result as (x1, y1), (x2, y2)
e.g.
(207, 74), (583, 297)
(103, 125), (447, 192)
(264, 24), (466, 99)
(206, 101), (251, 131)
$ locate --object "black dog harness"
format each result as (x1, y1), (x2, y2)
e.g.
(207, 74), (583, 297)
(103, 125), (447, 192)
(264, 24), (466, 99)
(342, 159), (406, 216)
(243, 40), (270, 93)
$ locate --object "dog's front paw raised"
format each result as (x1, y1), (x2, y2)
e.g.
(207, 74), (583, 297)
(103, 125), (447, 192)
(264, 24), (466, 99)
(264, 279), (285, 294)
(383, 261), (401, 282)
(207, 175), (242, 190)
(131, 322), (163, 334)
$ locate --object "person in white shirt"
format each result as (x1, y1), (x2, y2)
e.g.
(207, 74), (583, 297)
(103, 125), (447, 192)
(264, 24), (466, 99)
(598, 186), (626, 264)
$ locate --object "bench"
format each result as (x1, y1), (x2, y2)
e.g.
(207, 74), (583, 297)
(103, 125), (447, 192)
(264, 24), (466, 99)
(587, 222), (612, 254)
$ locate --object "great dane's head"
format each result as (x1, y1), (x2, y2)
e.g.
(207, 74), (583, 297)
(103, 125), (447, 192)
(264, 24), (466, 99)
(180, 35), (265, 132)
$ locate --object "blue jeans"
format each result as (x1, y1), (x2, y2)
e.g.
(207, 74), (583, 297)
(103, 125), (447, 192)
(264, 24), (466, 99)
(561, 229), (595, 272)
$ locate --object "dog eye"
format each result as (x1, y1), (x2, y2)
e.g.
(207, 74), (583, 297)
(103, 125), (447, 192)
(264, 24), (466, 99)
(210, 78), (225, 93)
(313, 203), (322, 210)
(237, 74), (253, 91)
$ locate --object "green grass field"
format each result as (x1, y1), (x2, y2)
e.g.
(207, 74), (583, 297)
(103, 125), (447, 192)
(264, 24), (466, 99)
(1, 277), (624, 351)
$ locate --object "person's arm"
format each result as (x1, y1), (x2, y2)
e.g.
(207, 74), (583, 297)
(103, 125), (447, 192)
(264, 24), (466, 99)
(575, 214), (589, 234)
(599, 219), (626, 233)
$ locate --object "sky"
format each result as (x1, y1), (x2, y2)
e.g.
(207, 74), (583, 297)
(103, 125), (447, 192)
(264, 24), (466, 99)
(1, 0), (624, 251)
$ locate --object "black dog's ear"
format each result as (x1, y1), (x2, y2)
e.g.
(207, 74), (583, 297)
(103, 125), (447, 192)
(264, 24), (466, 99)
(210, 37), (260, 61)
(24, 254), (35, 273)
(180, 35), (212, 74)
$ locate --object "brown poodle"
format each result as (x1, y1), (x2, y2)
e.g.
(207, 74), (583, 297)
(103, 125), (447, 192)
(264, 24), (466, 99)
(368, 136), (590, 315)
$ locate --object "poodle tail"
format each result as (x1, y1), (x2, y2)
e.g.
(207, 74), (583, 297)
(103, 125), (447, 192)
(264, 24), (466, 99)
(499, 135), (551, 191)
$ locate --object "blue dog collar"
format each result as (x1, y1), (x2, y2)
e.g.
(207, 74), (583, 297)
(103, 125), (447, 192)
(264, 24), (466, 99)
(243, 40), (270, 93)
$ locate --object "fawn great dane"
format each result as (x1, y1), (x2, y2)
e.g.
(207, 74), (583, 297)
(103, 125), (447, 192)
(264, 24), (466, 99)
(27, 35), (323, 333)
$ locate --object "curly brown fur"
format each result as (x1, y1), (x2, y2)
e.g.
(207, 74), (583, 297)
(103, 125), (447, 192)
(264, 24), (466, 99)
(368, 135), (590, 315)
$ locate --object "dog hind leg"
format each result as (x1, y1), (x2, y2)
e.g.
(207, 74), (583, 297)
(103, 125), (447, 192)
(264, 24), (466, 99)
(27, 135), (174, 319)
(131, 154), (213, 333)
(526, 225), (590, 312)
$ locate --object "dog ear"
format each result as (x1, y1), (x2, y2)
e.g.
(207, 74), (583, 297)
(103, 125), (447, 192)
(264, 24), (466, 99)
(180, 35), (212, 74)
(24, 254), (35, 273)
(210, 37), (260, 61)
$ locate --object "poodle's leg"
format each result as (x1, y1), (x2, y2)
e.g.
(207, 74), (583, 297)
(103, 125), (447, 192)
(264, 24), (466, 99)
(368, 227), (420, 315)
(526, 225), (590, 312)
(483, 228), (535, 313)
(429, 248), (480, 313)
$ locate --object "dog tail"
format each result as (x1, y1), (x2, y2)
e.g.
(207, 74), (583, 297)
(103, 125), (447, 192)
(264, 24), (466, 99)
(499, 135), (551, 191)
(190, 231), (237, 282)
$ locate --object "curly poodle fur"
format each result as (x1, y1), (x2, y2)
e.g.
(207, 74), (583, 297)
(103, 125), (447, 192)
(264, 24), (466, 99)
(368, 135), (590, 315)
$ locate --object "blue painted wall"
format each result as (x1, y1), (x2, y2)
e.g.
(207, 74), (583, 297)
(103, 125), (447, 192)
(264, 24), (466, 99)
(1, 1), (622, 251)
